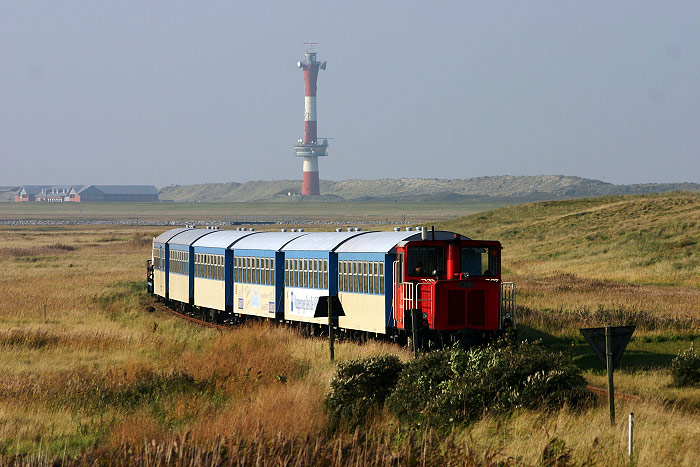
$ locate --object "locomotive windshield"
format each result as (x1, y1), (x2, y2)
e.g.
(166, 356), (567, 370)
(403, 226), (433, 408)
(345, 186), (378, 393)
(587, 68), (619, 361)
(407, 246), (445, 277)
(461, 246), (499, 277)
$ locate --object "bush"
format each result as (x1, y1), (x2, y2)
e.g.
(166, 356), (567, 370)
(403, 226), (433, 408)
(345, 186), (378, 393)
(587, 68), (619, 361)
(324, 354), (404, 430)
(384, 350), (454, 424)
(387, 341), (591, 429)
(670, 345), (700, 387)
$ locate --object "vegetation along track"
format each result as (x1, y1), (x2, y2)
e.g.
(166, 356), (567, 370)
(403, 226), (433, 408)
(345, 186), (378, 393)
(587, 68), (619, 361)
(156, 298), (643, 403)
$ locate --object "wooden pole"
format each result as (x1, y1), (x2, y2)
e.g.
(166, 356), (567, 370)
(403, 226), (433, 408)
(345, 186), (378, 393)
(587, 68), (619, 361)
(606, 326), (615, 425)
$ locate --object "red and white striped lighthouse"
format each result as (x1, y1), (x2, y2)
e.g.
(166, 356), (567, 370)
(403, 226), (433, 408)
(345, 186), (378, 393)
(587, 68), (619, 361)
(295, 44), (328, 196)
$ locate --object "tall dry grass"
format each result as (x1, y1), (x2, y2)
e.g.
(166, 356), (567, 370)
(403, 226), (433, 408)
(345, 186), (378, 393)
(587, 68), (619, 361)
(0, 224), (415, 459)
(10, 400), (700, 466)
(516, 273), (700, 323)
(1, 219), (700, 464)
(465, 398), (700, 466)
(19, 427), (509, 466)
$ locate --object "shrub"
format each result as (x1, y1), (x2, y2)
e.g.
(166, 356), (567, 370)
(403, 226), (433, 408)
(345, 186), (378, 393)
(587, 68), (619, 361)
(324, 355), (404, 430)
(387, 341), (591, 429)
(384, 350), (455, 424)
(670, 345), (700, 387)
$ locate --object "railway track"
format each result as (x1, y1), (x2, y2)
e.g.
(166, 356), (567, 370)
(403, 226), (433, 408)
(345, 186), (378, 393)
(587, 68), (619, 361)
(158, 303), (231, 331)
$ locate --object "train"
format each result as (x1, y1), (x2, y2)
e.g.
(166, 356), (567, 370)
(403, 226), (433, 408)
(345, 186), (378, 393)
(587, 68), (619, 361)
(148, 226), (516, 348)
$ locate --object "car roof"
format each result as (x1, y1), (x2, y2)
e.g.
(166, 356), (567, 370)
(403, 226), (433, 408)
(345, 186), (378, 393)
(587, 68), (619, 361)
(191, 230), (259, 248)
(281, 231), (370, 251)
(335, 230), (469, 253)
(231, 231), (309, 251)
(168, 229), (218, 246)
(153, 228), (192, 244)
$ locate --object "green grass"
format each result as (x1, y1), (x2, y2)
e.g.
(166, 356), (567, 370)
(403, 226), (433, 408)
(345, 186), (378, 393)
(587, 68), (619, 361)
(438, 192), (700, 340)
(439, 192), (700, 288)
(518, 324), (700, 371)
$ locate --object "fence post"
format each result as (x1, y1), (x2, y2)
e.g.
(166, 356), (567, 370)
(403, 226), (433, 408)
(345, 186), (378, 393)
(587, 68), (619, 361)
(628, 412), (634, 458)
(606, 326), (615, 425)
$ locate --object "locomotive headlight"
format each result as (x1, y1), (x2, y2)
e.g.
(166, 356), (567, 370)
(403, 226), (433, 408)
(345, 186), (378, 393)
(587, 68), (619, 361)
(422, 312), (428, 319)
(505, 313), (511, 319)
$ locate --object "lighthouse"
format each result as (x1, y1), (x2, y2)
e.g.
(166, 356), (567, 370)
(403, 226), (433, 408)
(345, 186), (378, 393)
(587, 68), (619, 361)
(294, 43), (328, 196)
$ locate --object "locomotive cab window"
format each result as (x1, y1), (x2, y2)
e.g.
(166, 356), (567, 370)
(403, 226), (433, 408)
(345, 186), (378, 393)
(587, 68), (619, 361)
(407, 246), (445, 278)
(461, 246), (499, 277)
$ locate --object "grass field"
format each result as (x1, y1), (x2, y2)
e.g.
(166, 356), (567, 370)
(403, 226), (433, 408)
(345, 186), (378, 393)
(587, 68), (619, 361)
(1, 194), (699, 465)
(439, 192), (700, 333)
(0, 199), (511, 223)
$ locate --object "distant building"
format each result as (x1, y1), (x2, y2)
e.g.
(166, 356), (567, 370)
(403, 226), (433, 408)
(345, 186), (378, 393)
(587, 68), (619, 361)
(14, 185), (159, 202)
(71, 185), (159, 202)
(15, 185), (47, 202)
(38, 185), (82, 202)
(15, 185), (83, 202)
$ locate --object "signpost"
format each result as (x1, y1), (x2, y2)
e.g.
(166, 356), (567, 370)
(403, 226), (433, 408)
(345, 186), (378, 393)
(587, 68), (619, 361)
(579, 325), (635, 425)
(314, 296), (345, 361)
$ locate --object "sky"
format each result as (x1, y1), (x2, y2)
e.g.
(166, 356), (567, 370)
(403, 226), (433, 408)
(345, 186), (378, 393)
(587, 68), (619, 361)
(1, 1), (699, 187)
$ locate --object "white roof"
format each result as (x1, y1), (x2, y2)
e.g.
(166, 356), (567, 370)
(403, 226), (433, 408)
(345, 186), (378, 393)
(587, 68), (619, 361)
(192, 230), (259, 248)
(232, 231), (309, 251)
(154, 228), (192, 244)
(282, 231), (370, 251)
(168, 229), (218, 246)
(335, 230), (470, 254)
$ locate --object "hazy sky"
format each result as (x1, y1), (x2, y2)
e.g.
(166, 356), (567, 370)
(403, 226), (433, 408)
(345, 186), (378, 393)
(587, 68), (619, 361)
(2, 1), (699, 187)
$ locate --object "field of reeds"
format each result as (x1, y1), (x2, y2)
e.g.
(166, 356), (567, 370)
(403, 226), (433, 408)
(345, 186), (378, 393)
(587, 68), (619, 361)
(1, 193), (699, 465)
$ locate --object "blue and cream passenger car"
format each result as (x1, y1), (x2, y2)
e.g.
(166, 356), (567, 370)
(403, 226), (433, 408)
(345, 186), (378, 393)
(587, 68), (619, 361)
(281, 231), (367, 325)
(334, 231), (407, 334)
(191, 229), (257, 314)
(152, 227), (515, 346)
(152, 227), (191, 300)
(230, 231), (307, 320)
(165, 229), (218, 305)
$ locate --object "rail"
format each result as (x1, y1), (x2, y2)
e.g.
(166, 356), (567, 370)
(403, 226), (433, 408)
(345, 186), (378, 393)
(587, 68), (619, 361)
(401, 282), (415, 321)
(401, 280), (435, 320)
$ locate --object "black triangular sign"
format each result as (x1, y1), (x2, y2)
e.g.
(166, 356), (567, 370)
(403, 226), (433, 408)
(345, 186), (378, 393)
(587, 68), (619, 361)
(579, 326), (635, 371)
(313, 296), (345, 318)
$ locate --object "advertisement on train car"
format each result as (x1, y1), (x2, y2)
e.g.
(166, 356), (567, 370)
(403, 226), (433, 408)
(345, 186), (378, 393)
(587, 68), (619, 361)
(286, 288), (327, 318)
(235, 283), (276, 315)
